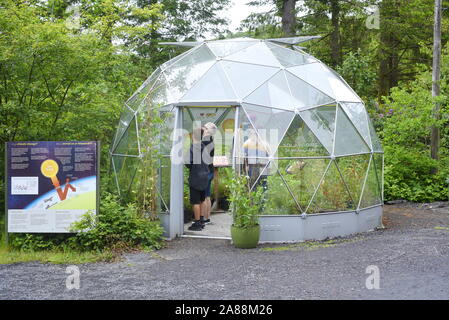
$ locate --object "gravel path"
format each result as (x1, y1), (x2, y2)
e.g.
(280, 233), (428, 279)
(0, 204), (448, 300)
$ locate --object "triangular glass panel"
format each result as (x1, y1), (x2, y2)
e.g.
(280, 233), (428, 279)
(160, 46), (195, 71)
(234, 107), (258, 166)
(126, 68), (162, 111)
(266, 42), (316, 67)
(373, 153), (383, 201)
(340, 102), (372, 148)
(112, 105), (136, 151)
(224, 42), (282, 68)
(288, 63), (361, 102)
(247, 159), (272, 191)
(157, 156), (171, 212)
(359, 155), (382, 208)
(334, 105), (370, 156)
(113, 116), (140, 156)
(251, 162), (301, 215)
(278, 158), (330, 212)
(180, 63), (237, 102)
(163, 45), (216, 102)
(243, 71), (294, 110)
(307, 160), (354, 213)
(285, 71), (334, 109)
(220, 60), (278, 99)
(206, 41), (257, 58)
(336, 154), (370, 209)
(138, 108), (175, 157)
(299, 104), (337, 154)
(277, 115), (329, 157)
(129, 153), (170, 214)
(112, 155), (140, 198)
(368, 118), (383, 152)
(242, 103), (295, 156)
(138, 74), (172, 112)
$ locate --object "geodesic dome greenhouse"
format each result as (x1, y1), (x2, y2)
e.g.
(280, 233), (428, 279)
(110, 37), (384, 242)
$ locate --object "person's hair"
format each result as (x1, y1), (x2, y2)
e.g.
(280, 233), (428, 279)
(204, 122), (217, 135)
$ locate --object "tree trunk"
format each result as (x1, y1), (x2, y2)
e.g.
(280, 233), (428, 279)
(378, 1), (400, 100)
(330, 0), (341, 67)
(430, 0), (442, 167)
(281, 0), (297, 36)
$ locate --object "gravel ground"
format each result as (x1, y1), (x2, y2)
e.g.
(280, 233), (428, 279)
(0, 204), (448, 300)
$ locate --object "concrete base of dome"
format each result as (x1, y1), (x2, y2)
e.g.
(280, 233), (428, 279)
(259, 205), (383, 243)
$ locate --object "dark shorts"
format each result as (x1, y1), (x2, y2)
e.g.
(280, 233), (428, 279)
(205, 172), (214, 197)
(190, 187), (206, 205)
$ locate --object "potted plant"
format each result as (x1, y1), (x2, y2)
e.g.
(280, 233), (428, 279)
(226, 171), (264, 249)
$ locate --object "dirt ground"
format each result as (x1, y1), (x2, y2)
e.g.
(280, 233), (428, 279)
(0, 203), (448, 300)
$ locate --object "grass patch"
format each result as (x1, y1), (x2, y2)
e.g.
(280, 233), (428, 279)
(260, 237), (361, 252)
(434, 226), (449, 230)
(0, 232), (115, 264)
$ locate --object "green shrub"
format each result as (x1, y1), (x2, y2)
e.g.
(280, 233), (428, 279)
(69, 192), (164, 251)
(8, 192), (164, 253)
(379, 70), (449, 202)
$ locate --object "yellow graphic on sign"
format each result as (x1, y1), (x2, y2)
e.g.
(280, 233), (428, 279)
(40, 159), (76, 201)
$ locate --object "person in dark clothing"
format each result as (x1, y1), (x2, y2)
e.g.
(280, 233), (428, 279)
(201, 122), (217, 225)
(186, 128), (210, 231)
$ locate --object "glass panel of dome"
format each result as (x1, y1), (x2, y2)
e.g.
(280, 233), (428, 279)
(112, 155), (140, 197)
(112, 105), (135, 151)
(307, 160), (354, 213)
(340, 102), (372, 148)
(255, 162), (301, 215)
(180, 63), (237, 102)
(359, 155), (382, 208)
(246, 158), (272, 191)
(206, 41), (257, 58)
(163, 45), (216, 102)
(373, 153), (384, 201)
(220, 60), (278, 99)
(242, 103), (295, 156)
(368, 118), (383, 152)
(234, 106), (259, 165)
(334, 105), (370, 156)
(285, 71), (334, 109)
(139, 75), (172, 111)
(126, 67), (162, 111)
(277, 115), (329, 157)
(138, 108), (175, 157)
(113, 116), (140, 156)
(336, 154), (370, 209)
(299, 104), (336, 154)
(288, 63), (360, 102)
(224, 42), (282, 68)
(244, 71), (294, 110)
(159, 155), (171, 211)
(266, 42), (315, 67)
(277, 158), (330, 212)
(127, 156), (169, 214)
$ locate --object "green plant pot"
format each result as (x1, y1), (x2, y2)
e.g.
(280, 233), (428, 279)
(231, 224), (260, 249)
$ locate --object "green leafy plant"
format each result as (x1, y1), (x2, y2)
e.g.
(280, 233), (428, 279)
(225, 171), (264, 228)
(69, 192), (164, 251)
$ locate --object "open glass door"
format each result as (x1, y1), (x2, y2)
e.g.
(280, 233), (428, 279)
(181, 106), (236, 238)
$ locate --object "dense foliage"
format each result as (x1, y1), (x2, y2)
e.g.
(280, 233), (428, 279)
(9, 190), (164, 252)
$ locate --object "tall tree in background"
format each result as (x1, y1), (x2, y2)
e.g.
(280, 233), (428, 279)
(329, 0), (341, 66)
(133, 0), (231, 68)
(430, 0), (442, 165)
(281, 0), (297, 36)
